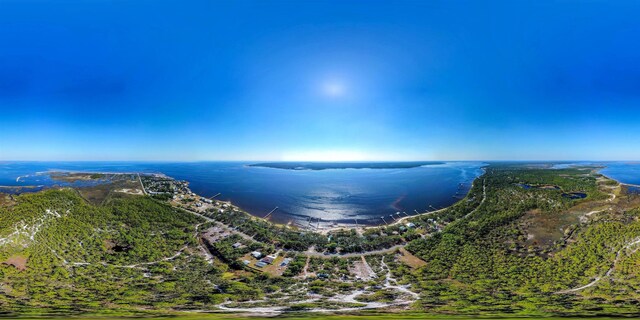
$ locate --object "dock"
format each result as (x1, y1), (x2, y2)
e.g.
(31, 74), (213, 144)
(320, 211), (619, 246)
(263, 206), (279, 219)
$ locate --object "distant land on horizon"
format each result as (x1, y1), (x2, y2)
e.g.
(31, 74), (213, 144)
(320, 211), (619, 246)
(248, 161), (446, 170)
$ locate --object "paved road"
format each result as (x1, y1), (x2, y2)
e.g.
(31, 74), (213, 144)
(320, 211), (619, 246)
(137, 173), (148, 196)
(463, 179), (487, 220)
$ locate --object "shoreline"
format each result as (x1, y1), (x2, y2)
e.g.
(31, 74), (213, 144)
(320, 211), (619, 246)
(1, 168), (485, 233)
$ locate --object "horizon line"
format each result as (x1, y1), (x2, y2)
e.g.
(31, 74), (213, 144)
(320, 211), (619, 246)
(1, 159), (638, 163)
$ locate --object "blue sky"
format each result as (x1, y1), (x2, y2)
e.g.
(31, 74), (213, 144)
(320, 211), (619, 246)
(1, 0), (640, 161)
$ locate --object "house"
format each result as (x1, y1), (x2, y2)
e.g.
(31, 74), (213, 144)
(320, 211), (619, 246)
(242, 260), (250, 265)
(255, 261), (267, 268)
(250, 251), (262, 259)
(406, 222), (416, 228)
(280, 258), (292, 267)
(200, 197), (213, 204)
(260, 255), (277, 264)
(232, 242), (243, 249)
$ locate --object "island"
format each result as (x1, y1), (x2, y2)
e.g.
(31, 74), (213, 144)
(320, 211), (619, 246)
(248, 161), (445, 170)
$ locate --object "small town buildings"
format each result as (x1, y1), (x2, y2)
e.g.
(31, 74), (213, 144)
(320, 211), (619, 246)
(280, 258), (292, 266)
(260, 254), (277, 264)
(250, 251), (262, 259)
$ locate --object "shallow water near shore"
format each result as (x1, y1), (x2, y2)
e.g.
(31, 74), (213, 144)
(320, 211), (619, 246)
(0, 161), (485, 226)
(600, 162), (640, 185)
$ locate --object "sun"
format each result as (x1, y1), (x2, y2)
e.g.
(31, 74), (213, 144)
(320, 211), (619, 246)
(322, 81), (345, 97)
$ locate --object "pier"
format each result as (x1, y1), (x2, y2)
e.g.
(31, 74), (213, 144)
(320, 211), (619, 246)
(263, 206), (279, 219)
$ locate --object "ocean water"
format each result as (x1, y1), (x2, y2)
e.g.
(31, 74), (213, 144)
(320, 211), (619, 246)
(600, 162), (640, 185)
(0, 161), (485, 226)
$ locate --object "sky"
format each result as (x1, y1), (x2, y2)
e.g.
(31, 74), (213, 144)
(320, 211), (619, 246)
(1, 0), (640, 161)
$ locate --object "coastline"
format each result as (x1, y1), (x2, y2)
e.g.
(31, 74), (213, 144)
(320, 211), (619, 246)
(1, 167), (485, 233)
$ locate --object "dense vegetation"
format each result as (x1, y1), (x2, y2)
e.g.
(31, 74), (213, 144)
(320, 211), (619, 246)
(0, 189), (290, 313)
(2, 165), (640, 317)
(405, 167), (640, 315)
